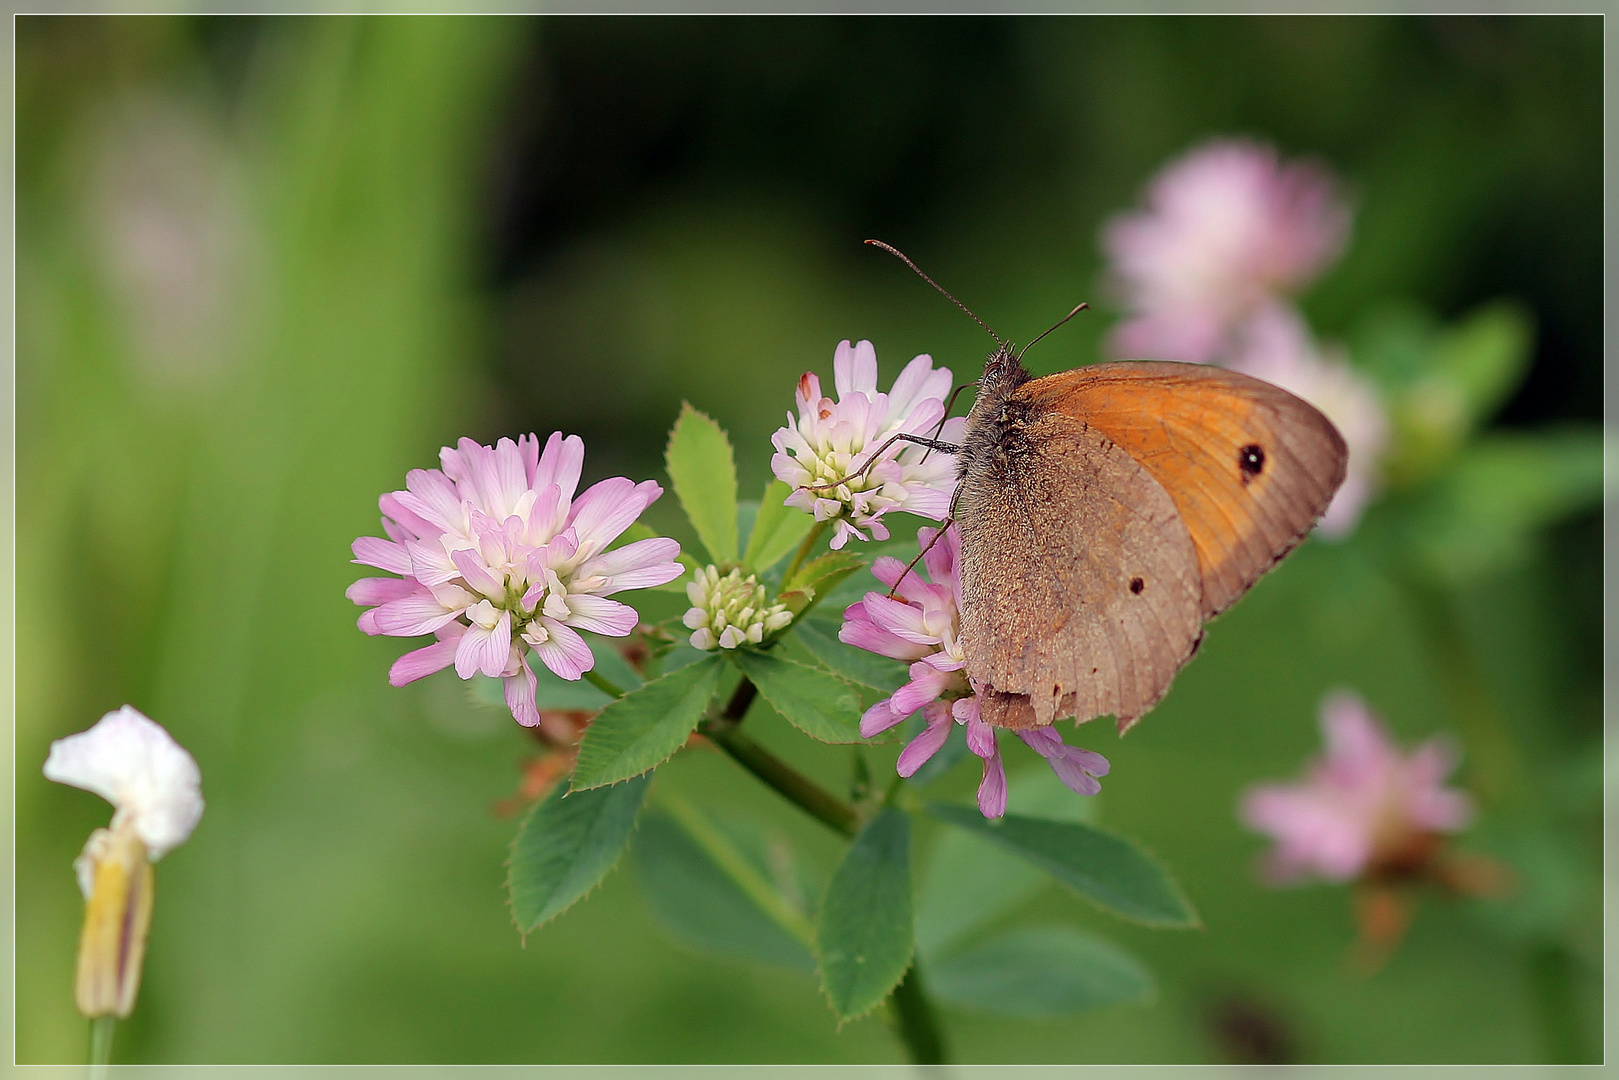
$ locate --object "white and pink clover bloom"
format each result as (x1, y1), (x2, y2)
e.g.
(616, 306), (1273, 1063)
(1103, 138), (1349, 365)
(1240, 690), (1473, 884)
(349, 432), (684, 728)
(841, 525), (1109, 819)
(772, 340), (966, 550)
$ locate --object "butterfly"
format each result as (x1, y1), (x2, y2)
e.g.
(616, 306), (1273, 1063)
(865, 241), (1348, 733)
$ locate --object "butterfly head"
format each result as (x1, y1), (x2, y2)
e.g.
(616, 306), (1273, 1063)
(976, 343), (1031, 413)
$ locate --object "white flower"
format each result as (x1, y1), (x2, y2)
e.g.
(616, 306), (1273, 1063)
(683, 565), (793, 650)
(45, 705), (203, 866)
(44, 706), (202, 1019)
(770, 340), (966, 550)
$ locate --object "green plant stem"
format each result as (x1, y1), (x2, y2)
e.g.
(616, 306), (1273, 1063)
(658, 788), (816, 948)
(88, 1016), (115, 1078)
(582, 668), (626, 699)
(889, 963), (947, 1065)
(781, 520), (829, 585)
(707, 724), (859, 838)
(702, 665), (947, 1065)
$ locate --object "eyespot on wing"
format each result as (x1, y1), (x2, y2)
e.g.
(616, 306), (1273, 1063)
(1017, 361), (1347, 618)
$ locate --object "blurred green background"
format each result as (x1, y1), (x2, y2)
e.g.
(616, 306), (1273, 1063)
(16, 15), (1602, 1064)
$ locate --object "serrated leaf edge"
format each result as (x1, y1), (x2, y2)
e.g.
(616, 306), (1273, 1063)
(504, 775), (651, 941)
(568, 656), (725, 792)
(664, 402), (739, 564)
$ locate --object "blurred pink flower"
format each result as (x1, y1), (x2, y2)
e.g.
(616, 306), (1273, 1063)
(1104, 138), (1350, 364)
(841, 525), (1109, 818)
(349, 432), (684, 727)
(771, 340), (966, 549)
(1227, 304), (1388, 537)
(1240, 690), (1473, 884)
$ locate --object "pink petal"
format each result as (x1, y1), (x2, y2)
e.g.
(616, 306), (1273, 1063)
(977, 742), (1007, 819)
(833, 339), (878, 397)
(532, 620), (595, 681)
(964, 709), (997, 759)
(890, 663), (951, 716)
(565, 594), (639, 637)
(895, 706), (955, 777)
(452, 547), (505, 598)
(517, 433), (542, 486)
(347, 576), (416, 607)
(839, 612), (931, 662)
(533, 432), (586, 507)
(861, 593), (939, 647)
(454, 612), (511, 679)
(567, 477), (660, 552)
(388, 635), (461, 686)
(887, 353), (951, 420)
(378, 491), (438, 541)
(860, 699), (908, 738)
(587, 536), (682, 579)
(490, 437), (530, 517)
(352, 536), (411, 575)
(504, 657), (542, 728)
(919, 525), (962, 588)
(372, 593), (463, 637)
(405, 541), (459, 587)
(870, 556), (934, 605)
(403, 467), (465, 531)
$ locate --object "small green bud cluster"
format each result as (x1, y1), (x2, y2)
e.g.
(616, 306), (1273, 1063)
(682, 565), (793, 650)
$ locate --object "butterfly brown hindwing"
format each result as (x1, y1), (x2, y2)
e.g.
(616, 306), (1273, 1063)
(954, 399), (1203, 729)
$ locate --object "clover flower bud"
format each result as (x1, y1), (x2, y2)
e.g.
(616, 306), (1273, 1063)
(682, 565), (793, 650)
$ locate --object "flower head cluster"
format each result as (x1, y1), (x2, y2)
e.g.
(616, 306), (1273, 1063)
(1240, 691), (1473, 884)
(772, 340), (966, 550)
(44, 706), (203, 1018)
(683, 565), (793, 650)
(1103, 138), (1348, 365)
(1102, 139), (1385, 534)
(841, 525), (1109, 818)
(348, 432), (684, 728)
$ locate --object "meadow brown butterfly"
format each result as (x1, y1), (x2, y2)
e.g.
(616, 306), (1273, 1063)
(866, 241), (1348, 734)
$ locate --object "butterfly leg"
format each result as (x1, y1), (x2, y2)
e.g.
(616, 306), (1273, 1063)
(886, 517), (956, 599)
(918, 381), (980, 465)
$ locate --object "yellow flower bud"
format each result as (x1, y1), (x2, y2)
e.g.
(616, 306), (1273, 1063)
(74, 824), (154, 1019)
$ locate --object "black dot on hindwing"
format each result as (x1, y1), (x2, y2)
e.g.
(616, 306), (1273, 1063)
(1238, 443), (1266, 483)
(1129, 577), (1145, 595)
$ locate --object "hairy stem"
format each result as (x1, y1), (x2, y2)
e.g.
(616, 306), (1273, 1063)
(702, 674), (858, 837)
(889, 964), (948, 1065)
(582, 668), (626, 700)
(707, 725), (859, 838)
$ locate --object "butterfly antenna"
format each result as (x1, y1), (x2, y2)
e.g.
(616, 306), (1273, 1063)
(865, 239), (1006, 348)
(1015, 301), (1089, 365)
